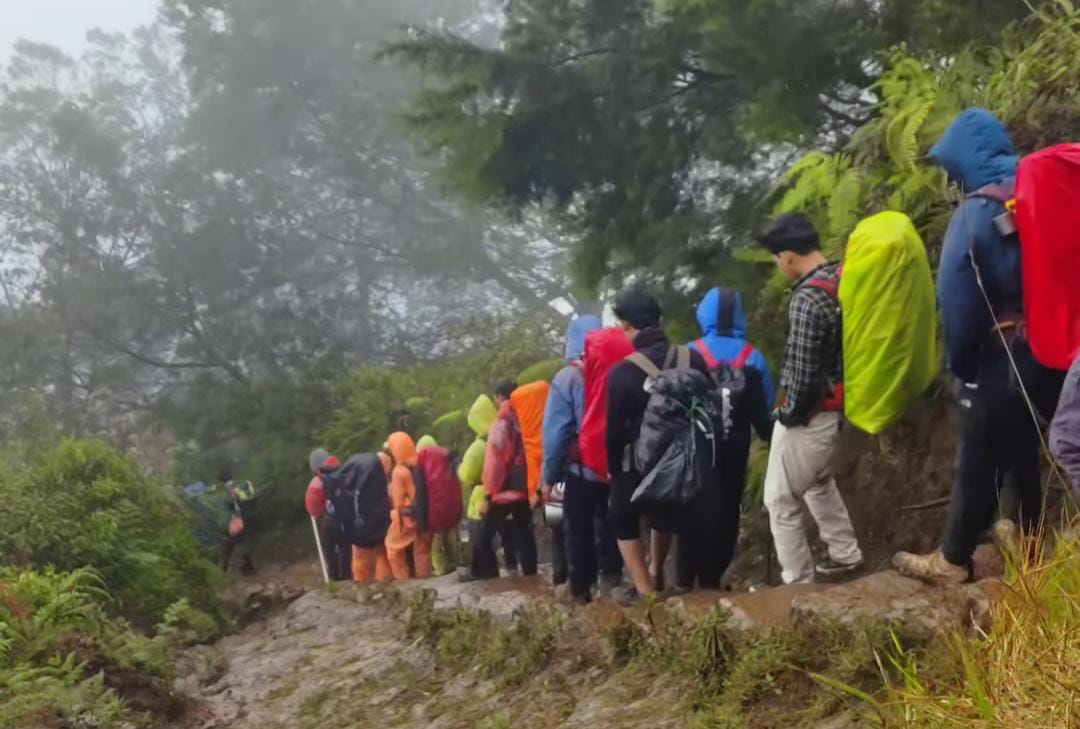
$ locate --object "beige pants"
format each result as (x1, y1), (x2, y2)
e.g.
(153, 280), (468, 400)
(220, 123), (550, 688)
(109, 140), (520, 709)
(764, 412), (862, 584)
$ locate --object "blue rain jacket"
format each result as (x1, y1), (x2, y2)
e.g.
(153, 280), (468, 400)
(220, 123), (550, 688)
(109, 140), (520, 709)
(542, 315), (603, 485)
(930, 108), (1023, 383)
(690, 287), (776, 408)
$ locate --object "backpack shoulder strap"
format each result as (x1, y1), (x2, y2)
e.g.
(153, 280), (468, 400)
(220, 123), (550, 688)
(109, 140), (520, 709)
(694, 339), (721, 369)
(968, 181), (1015, 204)
(625, 351), (661, 379)
(732, 344), (754, 369)
(675, 345), (690, 370)
(804, 277), (839, 300)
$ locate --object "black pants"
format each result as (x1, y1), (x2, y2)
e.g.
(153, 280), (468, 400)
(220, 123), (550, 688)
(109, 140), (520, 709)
(470, 501), (538, 578)
(609, 471), (681, 541)
(551, 522), (568, 586)
(563, 472), (623, 596)
(942, 339), (1064, 567)
(322, 517), (352, 581)
(676, 457), (744, 590)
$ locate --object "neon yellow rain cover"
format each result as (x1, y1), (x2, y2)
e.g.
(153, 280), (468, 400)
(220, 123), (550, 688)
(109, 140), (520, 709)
(415, 434), (438, 452)
(466, 395), (497, 437)
(840, 211), (937, 434)
(457, 438), (487, 489)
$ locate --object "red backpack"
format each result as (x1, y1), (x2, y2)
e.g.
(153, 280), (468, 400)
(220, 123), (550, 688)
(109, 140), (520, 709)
(412, 446), (463, 533)
(578, 328), (635, 481)
(973, 143), (1080, 370)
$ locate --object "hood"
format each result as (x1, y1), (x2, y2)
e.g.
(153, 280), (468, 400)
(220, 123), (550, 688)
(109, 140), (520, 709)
(416, 434), (438, 452)
(929, 108), (1018, 192)
(385, 432), (418, 467)
(564, 315), (603, 360)
(696, 287), (747, 338)
(467, 394), (497, 437)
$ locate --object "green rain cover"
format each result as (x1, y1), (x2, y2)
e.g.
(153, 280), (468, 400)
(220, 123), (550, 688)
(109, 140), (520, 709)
(840, 211), (937, 434)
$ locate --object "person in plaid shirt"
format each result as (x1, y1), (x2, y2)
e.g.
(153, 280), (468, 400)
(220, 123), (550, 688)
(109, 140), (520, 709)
(759, 214), (863, 584)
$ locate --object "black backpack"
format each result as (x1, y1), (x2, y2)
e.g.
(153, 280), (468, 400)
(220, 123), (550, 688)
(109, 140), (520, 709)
(694, 341), (757, 448)
(627, 346), (723, 511)
(322, 454), (391, 548)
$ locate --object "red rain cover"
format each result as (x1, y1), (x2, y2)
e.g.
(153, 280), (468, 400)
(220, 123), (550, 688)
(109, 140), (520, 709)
(1015, 144), (1080, 369)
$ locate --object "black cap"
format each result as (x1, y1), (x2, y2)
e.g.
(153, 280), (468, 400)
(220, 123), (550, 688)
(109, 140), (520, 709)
(759, 213), (821, 256)
(612, 285), (662, 330)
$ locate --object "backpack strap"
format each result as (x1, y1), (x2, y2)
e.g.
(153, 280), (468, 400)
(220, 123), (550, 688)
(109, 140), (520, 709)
(968, 181), (1014, 205)
(626, 351), (661, 379)
(731, 344), (754, 370)
(804, 276), (839, 300)
(675, 345), (690, 370)
(694, 339), (722, 369)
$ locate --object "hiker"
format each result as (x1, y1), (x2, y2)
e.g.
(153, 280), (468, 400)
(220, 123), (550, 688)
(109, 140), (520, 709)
(305, 449), (351, 581)
(894, 110), (1065, 584)
(605, 286), (712, 604)
(415, 436), (465, 576)
(457, 394), (521, 575)
(678, 288), (775, 590)
(541, 314), (623, 602)
(1051, 356), (1080, 491)
(461, 379), (539, 581)
(759, 214), (863, 585)
(383, 432), (434, 580)
(219, 465), (259, 575)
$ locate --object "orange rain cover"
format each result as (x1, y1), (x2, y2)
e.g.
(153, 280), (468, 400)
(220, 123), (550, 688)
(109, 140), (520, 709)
(510, 380), (550, 496)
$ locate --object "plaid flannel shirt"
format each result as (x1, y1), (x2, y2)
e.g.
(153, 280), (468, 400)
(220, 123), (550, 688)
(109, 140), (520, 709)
(778, 262), (843, 427)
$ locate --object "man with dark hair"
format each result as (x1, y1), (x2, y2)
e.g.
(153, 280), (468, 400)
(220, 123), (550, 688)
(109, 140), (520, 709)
(759, 214), (863, 584)
(605, 286), (712, 604)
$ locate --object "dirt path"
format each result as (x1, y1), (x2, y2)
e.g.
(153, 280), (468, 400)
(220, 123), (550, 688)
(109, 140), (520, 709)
(174, 551), (1003, 729)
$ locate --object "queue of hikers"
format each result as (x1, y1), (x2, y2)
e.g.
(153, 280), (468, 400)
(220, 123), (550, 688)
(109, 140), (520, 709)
(297, 108), (1080, 602)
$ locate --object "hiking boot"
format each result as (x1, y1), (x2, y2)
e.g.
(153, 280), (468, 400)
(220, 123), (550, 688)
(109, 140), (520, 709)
(563, 588), (592, 606)
(815, 556), (864, 580)
(457, 568), (492, 583)
(892, 549), (969, 586)
(612, 586), (643, 607)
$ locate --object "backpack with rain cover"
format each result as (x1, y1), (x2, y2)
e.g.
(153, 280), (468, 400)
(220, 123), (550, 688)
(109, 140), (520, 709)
(510, 380), (550, 498)
(970, 144), (1080, 370)
(627, 346), (722, 511)
(836, 212), (937, 434)
(579, 328), (636, 481)
(322, 454), (391, 548)
(412, 446), (464, 533)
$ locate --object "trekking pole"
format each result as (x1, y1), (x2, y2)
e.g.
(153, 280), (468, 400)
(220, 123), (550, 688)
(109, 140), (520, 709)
(310, 515), (330, 585)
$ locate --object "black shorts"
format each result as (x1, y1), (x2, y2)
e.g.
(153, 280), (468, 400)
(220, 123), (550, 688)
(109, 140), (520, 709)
(609, 471), (682, 541)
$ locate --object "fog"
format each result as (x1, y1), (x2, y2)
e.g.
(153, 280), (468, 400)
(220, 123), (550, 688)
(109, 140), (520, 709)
(0, 0), (157, 53)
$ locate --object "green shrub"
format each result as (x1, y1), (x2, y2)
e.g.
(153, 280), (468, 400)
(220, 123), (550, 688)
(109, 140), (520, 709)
(0, 566), (171, 728)
(0, 439), (224, 625)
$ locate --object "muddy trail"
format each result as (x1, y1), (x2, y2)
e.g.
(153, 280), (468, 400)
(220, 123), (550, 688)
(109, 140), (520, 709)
(173, 548), (1006, 729)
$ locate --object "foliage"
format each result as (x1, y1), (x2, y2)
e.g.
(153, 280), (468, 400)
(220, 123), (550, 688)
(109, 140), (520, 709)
(389, 0), (1027, 295)
(842, 528), (1080, 727)
(321, 315), (560, 456)
(0, 566), (172, 728)
(0, 439), (224, 625)
(772, 5), (1080, 260)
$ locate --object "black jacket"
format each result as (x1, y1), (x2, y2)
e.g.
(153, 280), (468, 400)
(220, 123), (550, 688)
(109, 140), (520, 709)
(605, 328), (710, 478)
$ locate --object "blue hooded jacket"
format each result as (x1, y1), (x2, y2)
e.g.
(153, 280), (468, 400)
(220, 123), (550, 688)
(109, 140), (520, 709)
(541, 315), (603, 485)
(689, 287), (776, 408)
(929, 108), (1023, 382)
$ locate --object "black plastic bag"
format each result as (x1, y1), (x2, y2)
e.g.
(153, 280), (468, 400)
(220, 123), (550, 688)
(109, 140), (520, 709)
(631, 417), (715, 511)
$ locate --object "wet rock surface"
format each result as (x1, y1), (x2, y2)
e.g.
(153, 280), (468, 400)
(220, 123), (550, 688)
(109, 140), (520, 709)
(179, 551), (1008, 728)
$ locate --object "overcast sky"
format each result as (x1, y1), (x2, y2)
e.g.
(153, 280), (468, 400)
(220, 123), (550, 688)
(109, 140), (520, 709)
(0, 0), (158, 55)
